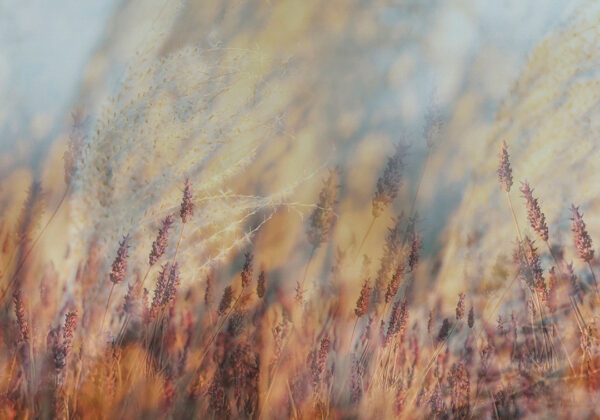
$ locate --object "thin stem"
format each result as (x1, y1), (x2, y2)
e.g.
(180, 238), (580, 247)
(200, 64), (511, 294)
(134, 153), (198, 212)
(545, 240), (586, 331)
(404, 322), (460, 408)
(117, 266), (154, 345)
(349, 318), (359, 350)
(194, 289), (245, 371)
(407, 147), (431, 220)
(586, 261), (599, 297)
(0, 186), (70, 303)
(101, 283), (116, 332)
(172, 224), (185, 266)
(355, 216), (377, 258)
(506, 192), (523, 243)
(299, 245), (317, 297)
(139, 265), (153, 296)
(505, 191), (545, 358)
(286, 379), (299, 420)
(259, 324), (297, 420)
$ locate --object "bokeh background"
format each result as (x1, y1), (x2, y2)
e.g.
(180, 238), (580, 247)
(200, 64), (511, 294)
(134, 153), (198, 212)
(0, 0), (596, 310)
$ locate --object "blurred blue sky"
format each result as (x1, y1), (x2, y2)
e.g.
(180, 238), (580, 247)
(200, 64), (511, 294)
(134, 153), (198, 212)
(0, 0), (587, 157)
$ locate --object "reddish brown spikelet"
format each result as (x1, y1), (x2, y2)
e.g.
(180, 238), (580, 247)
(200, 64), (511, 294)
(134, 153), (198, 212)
(467, 306), (474, 329)
(62, 310), (78, 351)
(162, 372), (175, 414)
(355, 279), (371, 318)
(307, 168), (340, 248)
(311, 336), (331, 387)
(385, 299), (408, 345)
(295, 281), (304, 303)
(149, 214), (173, 266)
(180, 177), (194, 223)
(427, 310), (433, 334)
(428, 385), (446, 417)
(256, 269), (266, 298)
(162, 263), (180, 307)
(394, 386), (405, 416)
(407, 219), (422, 273)
(456, 292), (465, 320)
(150, 264), (170, 318)
(218, 286), (234, 316)
(566, 262), (581, 300)
(110, 235), (130, 284)
(520, 181), (548, 241)
(372, 214), (404, 306)
(448, 362), (470, 418)
(47, 327), (65, 371)
(372, 144), (406, 218)
(241, 252), (254, 289)
(571, 204), (594, 263)
(522, 237), (546, 296)
(385, 264), (403, 304)
(350, 355), (364, 404)
(497, 140), (513, 192)
(12, 289), (29, 342)
(50, 314), (76, 373)
(437, 318), (451, 343)
(205, 274), (214, 306)
(497, 315), (505, 335)
(123, 282), (138, 315)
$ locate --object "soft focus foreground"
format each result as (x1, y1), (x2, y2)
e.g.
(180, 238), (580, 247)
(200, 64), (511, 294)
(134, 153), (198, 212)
(2, 0), (600, 419)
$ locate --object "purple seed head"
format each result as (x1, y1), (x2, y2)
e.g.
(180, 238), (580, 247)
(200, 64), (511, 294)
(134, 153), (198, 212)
(110, 235), (130, 285)
(180, 178), (194, 224)
(497, 140), (513, 193)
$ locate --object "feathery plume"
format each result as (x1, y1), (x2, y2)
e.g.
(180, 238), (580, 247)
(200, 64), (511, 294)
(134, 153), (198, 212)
(520, 182), (548, 241)
(497, 140), (513, 192)
(149, 215), (174, 266)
